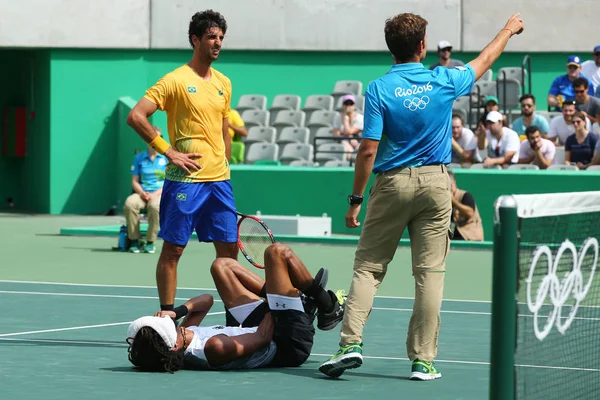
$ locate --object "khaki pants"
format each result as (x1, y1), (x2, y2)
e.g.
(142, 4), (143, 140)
(123, 193), (161, 242)
(340, 165), (451, 362)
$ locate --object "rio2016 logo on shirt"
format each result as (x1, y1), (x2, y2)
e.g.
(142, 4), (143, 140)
(187, 86), (197, 93)
(403, 96), (430, 111)
(394, 82), (433, 98)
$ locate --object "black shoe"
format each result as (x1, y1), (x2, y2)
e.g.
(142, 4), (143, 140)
(301, 267), (329, 315)
(317, 290), (346, 331)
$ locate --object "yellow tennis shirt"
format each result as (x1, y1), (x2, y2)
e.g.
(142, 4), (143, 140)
(144, 64), (232, 182)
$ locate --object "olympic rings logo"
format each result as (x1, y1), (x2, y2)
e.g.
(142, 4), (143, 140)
(526, 237), (598, 341)
(403, 96), (430, 111)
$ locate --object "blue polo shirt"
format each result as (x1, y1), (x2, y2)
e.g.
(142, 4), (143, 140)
(548, 74), (595, 110)
(131, 150), (168, 192)
(362, 63), (476, 172)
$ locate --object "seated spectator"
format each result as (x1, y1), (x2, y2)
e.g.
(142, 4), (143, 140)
(573, 77), (600, 124)
(548, 99), (592, 146)
(511, 94), (550, 137)
(517, 126), (556, 169)
(548, 55), (595, 111)
(429, 40), (464, 70)
(228, 109), (248, 164)
(581, 45), (600, 92)
(451, 114), (480, 166)
(123, 126), (168, 254)
(333, 94), (363, 158)
(565, 111), (598, 169)
(484, 96), (500, 113)
(478, 111), (520, 168)
(448, 171), (483, 242)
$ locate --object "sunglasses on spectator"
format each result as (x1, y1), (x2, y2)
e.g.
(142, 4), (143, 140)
(343, 100), (355, 106)
(521, 103), (534, 108)
(568, 65), (579, 70)
(572, 119), (584, 125)
(439, 48), (452, 52)
(574, 89), (586, 93)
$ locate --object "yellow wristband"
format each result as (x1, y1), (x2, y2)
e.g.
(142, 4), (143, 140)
(149, 136), (171, 155)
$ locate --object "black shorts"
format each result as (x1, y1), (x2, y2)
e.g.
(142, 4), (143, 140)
(225, 301), (269, 327)
(270, 309), (315, 368)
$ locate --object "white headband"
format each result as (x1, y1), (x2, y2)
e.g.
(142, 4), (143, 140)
(127, 316), (178, 349)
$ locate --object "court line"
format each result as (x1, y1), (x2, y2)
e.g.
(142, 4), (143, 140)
(0, 337), (126, 347)
(0, 290), (222, 303)
(0, 311), (225, 337)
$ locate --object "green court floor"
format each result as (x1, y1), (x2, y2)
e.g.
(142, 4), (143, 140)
(0, 213), (494, 400)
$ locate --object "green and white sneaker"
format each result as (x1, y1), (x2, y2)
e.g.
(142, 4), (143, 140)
(129, 240), (140, 254)
(409, 358), (442, 381)
(143, 242), (156, 254)
(319, 342), (363, 378)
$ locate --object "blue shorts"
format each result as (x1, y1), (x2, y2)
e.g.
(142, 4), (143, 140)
(158, 180), (237, 246)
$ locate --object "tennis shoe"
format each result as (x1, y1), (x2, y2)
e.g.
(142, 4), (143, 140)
(143, 242), (156, 254)
(319, 342), (363, 378)
(410, 358), (442, 381)
(317, 289), (346, 331)
(301, 267), (329, 315)
(129, 240), (140, 254)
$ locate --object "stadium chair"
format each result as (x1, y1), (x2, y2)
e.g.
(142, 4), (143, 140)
(245, 126), (276, 146)
(548, 111), (562, 120)
(496, 78), (521, 111)
(335, 94), (365, 113)
(586, 165), (600, 171)
(554, 147), (565, 164)
(277, 127), (309, 145)
(241, 109), (270, 128)
(323, 160), (350, 167)
(312, 127), (337, 146)
(236, 94), (267, 113)
(302, 95), (335, 123)
(477, 148), (488, 161)
(315, 143), (346, 163)
(279, 143), (314, 165)
(331, 80), (363, 103)
(289, 159), (315, 167)
(307, 110), (338, 141)
(447, 163), (462, 169)
(497, 67), (527, 85)
(269, 94), (302, 125)
(272, 110), (306, 134)
(468, 163), (485, 169)
(452, 96), (470, 122)
(245, 143), (279, 164)
(477, 69), (493, 82)
(471, 81), (497, 106)
(547, 164), (579, 171)
(508, 164), (539, 170)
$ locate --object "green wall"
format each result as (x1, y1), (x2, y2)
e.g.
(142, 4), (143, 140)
(229, 166), (600, 240)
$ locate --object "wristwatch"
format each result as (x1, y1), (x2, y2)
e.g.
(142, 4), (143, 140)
(347, 194), (364, 205)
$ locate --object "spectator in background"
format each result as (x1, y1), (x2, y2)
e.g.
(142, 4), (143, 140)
(517, 125), (555, 169)
(484, 96), (500, 113)
(573, 77), (600, 124)
(548, 55), (595, 111)
(564, 111), (598, 169)
(448, 171), (483, 242)
(581, 45), (600, 92)
(228, 109), (247, 164)
(333, 94), (364, 158)
(429, 40), (464, 70)
(548, 99), (592, 146)
(478, 111), (520, 168)
(511, 94), (549, 137)
(123, 126), (168, 254)
(451, 114), (480, 166)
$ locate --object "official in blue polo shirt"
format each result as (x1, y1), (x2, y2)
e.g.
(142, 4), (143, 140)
(548, 55), (595, 111)
(123, 126), (168, 254)
(319, 12), (525, 381)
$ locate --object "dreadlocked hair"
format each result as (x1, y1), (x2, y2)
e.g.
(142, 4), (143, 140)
(126, 326), (184, 373)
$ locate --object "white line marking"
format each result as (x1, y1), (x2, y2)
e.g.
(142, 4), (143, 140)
(0, 290), (222, 303)
(0, 312), (225, 337)
(373, 307), (600, 321)
(0, 338), (126, 347)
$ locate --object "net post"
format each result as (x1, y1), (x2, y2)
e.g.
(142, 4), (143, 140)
(490, 196), (518, 400)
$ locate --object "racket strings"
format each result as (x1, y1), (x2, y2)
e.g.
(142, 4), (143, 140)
(238, 218), (273, 267)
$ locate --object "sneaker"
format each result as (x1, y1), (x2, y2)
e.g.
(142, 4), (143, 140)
(143, 242), (156, 254)
(129, 240), (140, 254)
(301, 267), (329, 315)
(409, 358), (442, 381)
(317, 289), (346, 331)
(319, 342), (363, 378)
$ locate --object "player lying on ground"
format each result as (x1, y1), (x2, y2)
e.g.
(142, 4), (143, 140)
(126, 243), (346, 372)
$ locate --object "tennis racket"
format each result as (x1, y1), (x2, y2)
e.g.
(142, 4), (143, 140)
(237, 212), (275, 269)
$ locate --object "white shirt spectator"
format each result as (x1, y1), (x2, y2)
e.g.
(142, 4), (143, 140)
(452, 128), (481, 163)
(548, 116), (592, 145)
(582, 60), (600, 91)
(333, 112), (364, 133)
(519, 138), (556, 165)
(486, 127), (520, 164)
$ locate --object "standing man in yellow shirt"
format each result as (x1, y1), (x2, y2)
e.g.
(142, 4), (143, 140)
(127, 10), (238, 313)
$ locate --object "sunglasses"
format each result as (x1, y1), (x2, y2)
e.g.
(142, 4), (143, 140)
(439, 48), (452, 52)
(343, 100), (355, 106)
(568, 65), (579, 70)
(521, 103), (534, 108)
(574, 89), (586, 94)
(572, 119), (584, 124)
(594, 53), (600, 57)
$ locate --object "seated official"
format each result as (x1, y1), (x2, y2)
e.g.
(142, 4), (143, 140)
(123, 126), (168, 254)
(448, 171), (483, 241)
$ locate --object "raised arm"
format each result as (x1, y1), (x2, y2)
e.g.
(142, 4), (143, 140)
(468, 13), (524, 81)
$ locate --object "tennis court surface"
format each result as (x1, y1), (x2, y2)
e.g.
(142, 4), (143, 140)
(0, 213), (502, 399)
